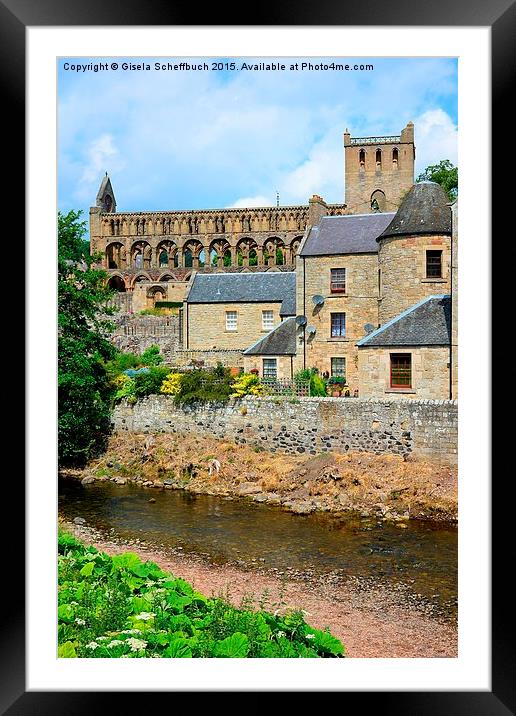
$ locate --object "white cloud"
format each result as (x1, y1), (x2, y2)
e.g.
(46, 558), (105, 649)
(73, 134), (123, 202)
(414, 109), (458, 175)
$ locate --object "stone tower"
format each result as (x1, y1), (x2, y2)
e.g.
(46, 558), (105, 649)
(344, 122), (415, 214)
(376, 181), (452, 325)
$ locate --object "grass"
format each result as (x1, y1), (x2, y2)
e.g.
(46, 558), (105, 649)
(58, 530), (345, 658)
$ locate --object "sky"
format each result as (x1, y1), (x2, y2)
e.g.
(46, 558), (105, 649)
(58, 56), (457, 226)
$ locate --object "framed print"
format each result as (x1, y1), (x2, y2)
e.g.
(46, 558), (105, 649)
(6, 0), (509, 708)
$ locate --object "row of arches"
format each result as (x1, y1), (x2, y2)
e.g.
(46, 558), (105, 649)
(107, 273), (192, 293)
(359, 147), (399, 170)
(104, 210), (308, 238)
(105, 236), (303, 270)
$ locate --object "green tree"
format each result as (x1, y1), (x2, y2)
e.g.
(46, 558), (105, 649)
(58, 210), (115, 465)
(417, 159), (458, 201)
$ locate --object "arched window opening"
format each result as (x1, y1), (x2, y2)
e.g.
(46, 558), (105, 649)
(223, 249), (232, 267)
(159, 250), (169, 267)
(392, 148), (399, 168)
(107, 275), (126, 292)
(249, 249), (258, 266)
(359, 149), (365, 168)
(375, 149), (382, 169)
(134, 252), (143, 268)
(370, 189), (386, 212)
(184, 249), (193, 268)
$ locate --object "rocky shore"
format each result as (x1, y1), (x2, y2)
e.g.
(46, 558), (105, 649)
(61, 432), (457, 523)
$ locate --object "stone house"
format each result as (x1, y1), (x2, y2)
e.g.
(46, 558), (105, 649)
(182, 271), (296, 351)
(356, 295), (451, 399)
(242, 316), (297, 379)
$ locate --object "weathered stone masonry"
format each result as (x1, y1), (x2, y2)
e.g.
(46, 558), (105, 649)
(112, 395), (458, 464)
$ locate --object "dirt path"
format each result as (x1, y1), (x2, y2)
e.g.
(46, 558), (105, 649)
(66, 522), (457, 659)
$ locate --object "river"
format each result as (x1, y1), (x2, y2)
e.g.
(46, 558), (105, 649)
(58, 477), (457, 623)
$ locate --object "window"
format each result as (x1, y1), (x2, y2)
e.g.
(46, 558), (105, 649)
(262, 310), (274, 330)
(392, 147), (399, 167)
(331, 312), (346, 337)
(331, 357), (346, 378)
(226, 311), (237, 331)
(426, 250), (443, 278)
(359, 149), (365, 167)
(375, 148), (382, 167)
(390, 354), (412, 388)
(263, 358), (277, 378)
(330, 268), (346, 293)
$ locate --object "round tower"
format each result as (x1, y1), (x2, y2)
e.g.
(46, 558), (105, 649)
(377, 181), (452, 325)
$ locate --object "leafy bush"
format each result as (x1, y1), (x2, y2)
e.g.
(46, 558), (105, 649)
(58, 531), (345, 659)
(294, 368), (327, 397)
(140, 345), (163, 366)
(231, 373), (268, 398)
(58, 210), (115, 466)
(133, 366), (170, 398)
(173, 366), (234, 405)
(160, 372), (182, 395)
(104, 352), (140, 381)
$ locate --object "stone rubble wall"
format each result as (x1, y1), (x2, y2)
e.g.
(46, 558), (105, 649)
(112, 395), (458, 464)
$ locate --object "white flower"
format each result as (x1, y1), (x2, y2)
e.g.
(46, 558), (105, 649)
(86, 641), (99, 650)
(97, 636), (109, 641)
(121, 629), (142, 635)
(305, 634), (315, 640)
(276, 631), (286, 638)
(107, 640), (124, 648)
(134, 612), (154, 621)
(75, 618), (85, 626)
(126, 637), (147, 652)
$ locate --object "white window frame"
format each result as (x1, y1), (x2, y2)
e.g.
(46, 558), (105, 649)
(262, 310), (274, 331)
(262, 358), (277, 378)
(225, 310), (237, 331)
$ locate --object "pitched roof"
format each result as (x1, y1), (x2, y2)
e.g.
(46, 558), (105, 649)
(300, 212), (395, 257)
(243, 316), (297, 356)
(186, 271), (296, 316)
(378, 182), (451, 240)
(357, 295), (451, 347)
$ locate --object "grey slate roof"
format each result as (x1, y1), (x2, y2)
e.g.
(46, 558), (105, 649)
(186, 271), (296, 316)
(378, 182), (451, 240)
(300, 212), (395, 257)
(243, 316), (297, 356)
(357, 295), (451, 347)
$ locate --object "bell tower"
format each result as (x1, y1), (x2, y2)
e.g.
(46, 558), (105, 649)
(344, 122), (415, 214)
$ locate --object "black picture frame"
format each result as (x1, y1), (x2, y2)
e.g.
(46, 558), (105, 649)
(7, 0), (508, 709)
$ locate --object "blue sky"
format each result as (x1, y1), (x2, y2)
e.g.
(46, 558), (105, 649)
(58, 57), (457, 225)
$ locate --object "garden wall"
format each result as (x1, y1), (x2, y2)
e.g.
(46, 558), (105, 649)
(112, 396), (458, 465)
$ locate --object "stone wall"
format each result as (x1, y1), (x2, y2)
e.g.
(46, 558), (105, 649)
(172, 349), (244, 369)
(111, 314), (181, 363)
(112, 395), (458, 464)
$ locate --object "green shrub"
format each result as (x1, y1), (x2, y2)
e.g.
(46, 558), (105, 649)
(140, 345), (163, 366)
(133, 366), (170, 398)
(174, 366), (233, 405)
(57, 531), (345, 659)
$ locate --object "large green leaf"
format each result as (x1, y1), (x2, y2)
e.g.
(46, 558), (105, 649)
(164, 638), (192, 658)
(166, 591), (192, 613)
(58, 604), (74, 622)
(213, 632), (249, 658)
(79, 561), (94, 577)
(58, 641), (77, 658)
(310, 629), (345, 656)
(112, 552), (141, 571)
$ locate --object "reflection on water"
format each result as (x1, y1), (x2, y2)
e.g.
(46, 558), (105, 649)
(58, 479), (457, 619)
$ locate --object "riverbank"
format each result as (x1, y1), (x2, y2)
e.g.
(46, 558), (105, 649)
(63, 432), (457, 522)
(62, 520), (457, 658)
